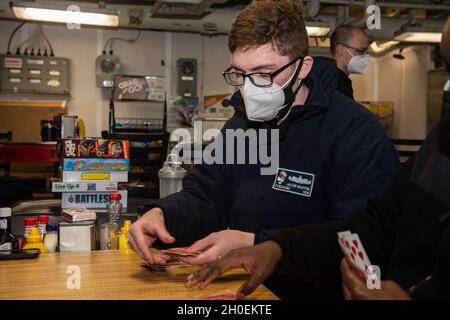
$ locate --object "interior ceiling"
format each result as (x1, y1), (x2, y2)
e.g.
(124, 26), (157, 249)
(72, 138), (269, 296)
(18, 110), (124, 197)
(0, 0), (449, 40)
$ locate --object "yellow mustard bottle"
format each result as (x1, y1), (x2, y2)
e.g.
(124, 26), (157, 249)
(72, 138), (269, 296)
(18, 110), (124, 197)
(22, 227), (48, 253)
(118, 220), (132, 250)
(77, 118), (86, 138)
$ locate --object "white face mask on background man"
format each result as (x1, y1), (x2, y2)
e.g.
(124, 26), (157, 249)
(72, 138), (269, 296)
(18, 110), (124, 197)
(345, 46), (370, 75)
(241, 58), (303, 122)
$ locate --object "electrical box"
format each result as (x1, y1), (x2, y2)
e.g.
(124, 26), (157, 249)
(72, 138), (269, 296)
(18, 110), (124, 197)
(96, 53), (121, 88)
(0, 54), (70, 95)
(176, 58), (197, 97)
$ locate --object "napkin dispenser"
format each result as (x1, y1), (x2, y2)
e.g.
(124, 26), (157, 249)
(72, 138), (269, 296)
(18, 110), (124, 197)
(59, 221), (96, 252)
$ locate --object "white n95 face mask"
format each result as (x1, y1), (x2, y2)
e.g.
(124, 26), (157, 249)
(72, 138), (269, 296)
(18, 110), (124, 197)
(345, 47), (370, 74)
(241, 60), (302, 122)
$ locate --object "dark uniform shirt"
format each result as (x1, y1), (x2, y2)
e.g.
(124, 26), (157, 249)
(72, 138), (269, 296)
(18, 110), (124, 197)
(337, 68), (354, 100)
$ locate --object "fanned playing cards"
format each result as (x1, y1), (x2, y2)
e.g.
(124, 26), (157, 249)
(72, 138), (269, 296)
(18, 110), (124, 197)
(337, 231), (373, 277)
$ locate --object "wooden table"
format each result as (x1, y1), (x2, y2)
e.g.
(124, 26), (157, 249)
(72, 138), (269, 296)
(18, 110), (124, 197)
(0, 250), (278, 300)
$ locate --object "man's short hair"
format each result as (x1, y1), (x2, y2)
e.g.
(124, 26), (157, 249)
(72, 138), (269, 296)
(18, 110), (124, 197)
(228, 0), (309, 59)
(330, 25), (367, 55)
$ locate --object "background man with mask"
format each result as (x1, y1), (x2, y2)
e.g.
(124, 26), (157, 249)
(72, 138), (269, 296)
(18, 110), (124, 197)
(330, 25), (370, 100)
(127, 0), (399, 294)
(186, 15), (450, 300)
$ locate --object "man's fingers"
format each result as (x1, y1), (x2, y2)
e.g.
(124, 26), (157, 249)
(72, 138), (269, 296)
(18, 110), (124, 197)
(340, 258), (367, 298)
(154, 224), (176, 244)
(237, 267), (264, 298)
(131, 227), (156, 264)
(126, 233), (145, 259)
(185, 263), (221, 288)
(187, 235), (214, 254)
(182, 247), (219, 265)
(342, 281), (352, 300)
(186, 254), (242, 288)
(152, 253), (171, 265)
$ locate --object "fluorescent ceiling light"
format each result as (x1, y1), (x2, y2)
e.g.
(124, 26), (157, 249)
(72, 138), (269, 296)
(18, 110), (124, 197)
(306, 21), (331, 37)
(394, 26), (442, 43)
(11, 1), (118, 27)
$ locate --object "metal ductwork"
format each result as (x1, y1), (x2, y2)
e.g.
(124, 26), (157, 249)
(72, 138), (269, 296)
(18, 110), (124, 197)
(150, 0), (229, 19)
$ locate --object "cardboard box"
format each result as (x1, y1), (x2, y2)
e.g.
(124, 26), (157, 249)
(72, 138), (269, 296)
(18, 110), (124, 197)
(52, 181), (118, 192)
(63, 158), (129, 172)
(60, 138), (129, 158)
(62, 171), (128, 182)
(62, 208), (97, 222)
(61, 190), (128, 209)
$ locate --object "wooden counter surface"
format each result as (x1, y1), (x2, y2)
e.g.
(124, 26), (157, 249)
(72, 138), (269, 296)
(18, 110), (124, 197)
(0, 250), (278, 300)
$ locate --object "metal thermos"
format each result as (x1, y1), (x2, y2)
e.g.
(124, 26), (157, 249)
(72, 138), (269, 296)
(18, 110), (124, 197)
(158, 154), (186, 199)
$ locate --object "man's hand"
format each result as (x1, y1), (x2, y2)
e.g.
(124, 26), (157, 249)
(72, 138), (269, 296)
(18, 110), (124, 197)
(340, 258), (411, 300)
(181, 230), (255, 265)
(126, 208), (176, 265)
(185, 241), (283, 299)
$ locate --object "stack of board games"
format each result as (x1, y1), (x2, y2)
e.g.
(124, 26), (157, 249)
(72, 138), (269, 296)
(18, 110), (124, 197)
(53, 138), (129, 212)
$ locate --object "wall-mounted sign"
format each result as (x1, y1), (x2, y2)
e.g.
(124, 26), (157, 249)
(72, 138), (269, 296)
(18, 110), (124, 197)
(114, 75), (165, 101)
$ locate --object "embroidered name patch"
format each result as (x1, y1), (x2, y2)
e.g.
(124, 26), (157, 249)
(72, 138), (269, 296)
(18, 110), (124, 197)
(272, 168), (315, 197)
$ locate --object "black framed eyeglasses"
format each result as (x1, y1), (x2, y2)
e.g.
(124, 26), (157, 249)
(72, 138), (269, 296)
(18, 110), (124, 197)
(222, 56), (303, 88)
(339, 43), (369, 55)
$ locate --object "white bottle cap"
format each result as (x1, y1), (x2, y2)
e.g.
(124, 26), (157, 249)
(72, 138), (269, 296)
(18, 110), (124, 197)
(0, 207), (12, 218)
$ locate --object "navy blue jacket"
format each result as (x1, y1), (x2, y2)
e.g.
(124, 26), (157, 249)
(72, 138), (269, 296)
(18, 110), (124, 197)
(151, 57), (400, 247)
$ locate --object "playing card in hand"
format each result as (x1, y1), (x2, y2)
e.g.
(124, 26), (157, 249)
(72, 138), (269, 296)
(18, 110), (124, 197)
(337, 231), (372, 276)
(160, 247), (200, 258)
(140, 247), (201, 271)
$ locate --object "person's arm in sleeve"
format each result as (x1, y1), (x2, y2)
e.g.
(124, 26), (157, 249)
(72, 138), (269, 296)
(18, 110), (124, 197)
(327, 111), (400, 219)
(151, 160), (231, 247)
(268, 156), (413, 282)
(148, 116), (244, 247)
(187, 158), (413, 294)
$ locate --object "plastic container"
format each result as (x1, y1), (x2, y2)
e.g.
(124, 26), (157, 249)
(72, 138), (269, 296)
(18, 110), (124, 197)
(118, 227), (130, 250)
(118, 220), (132, 251)
(24, 218), (37, 237)
(37, 215), (49, 239)
(107, 193), (122, 225)
(100, 222), (118, 250)
(22, 227), (48, 253)
(158, 154), (186, 198)
(43, 224), (58, 253)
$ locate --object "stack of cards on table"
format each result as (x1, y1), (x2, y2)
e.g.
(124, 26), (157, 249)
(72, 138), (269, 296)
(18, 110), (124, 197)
(338, 231), (373, 277)
(141, 247), (200, 271)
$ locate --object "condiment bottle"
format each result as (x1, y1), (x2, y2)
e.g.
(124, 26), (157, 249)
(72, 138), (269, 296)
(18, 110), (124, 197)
(107, 193), (122, 225)
(44, 224), (58, 253)
(0, 208), (19, 254)
(22, 227), (48, 253)
(37, 215), (49, 239)
(118, 220), (132, 251)
(24, 217), (37, 237)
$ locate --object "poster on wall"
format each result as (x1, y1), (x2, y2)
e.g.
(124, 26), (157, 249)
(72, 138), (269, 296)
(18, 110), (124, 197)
(114, 75), (165, 101)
